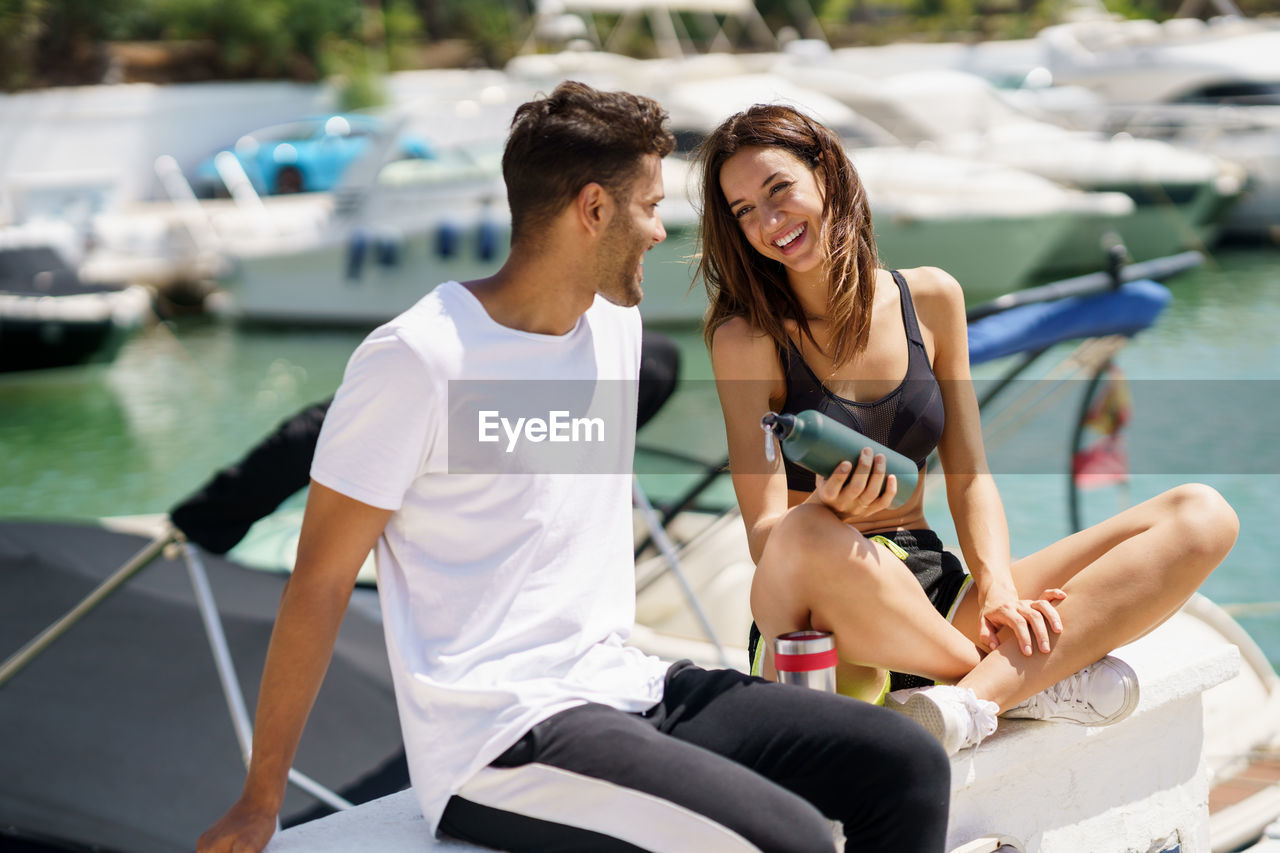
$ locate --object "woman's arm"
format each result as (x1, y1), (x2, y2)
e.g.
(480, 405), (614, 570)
(917, 268), (1062, 655)
(710, 318), (793, 564)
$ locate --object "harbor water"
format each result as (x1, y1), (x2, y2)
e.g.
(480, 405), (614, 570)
(1, 247), (1278, 661)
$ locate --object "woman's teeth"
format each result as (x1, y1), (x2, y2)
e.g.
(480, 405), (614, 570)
(774, 225), (804, 248)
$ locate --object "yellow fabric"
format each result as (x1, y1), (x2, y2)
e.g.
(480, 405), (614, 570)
(870, 534), (910, 561)
(837, 669), (893, 706)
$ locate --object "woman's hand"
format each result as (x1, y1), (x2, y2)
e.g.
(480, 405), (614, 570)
(977, 582), (1067, 656)
(809, 448), (898, 522)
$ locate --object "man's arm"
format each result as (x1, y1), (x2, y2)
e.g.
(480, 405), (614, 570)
(197, 480), (393, 853)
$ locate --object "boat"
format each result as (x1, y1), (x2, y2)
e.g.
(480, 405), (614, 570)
(816, 2), (1280, 108)
(656, 71), (1134, 298)
(1092, 103), (1280, 243)
(207, 135), (708, 326)
(507, 41), (1148, 300)
(12, 251), (1268, 852)
(772, 59), (1246, 274)
(1001, 87), (1280, 245)
(0, 224), (153, 372)
(789, 4), (1278, 245)
(1031, 10), (1280, 107)
(210, 6), (1159, 325)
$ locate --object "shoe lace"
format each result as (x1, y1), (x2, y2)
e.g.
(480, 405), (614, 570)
(954, 687), (999, 747)
(1030, 667), (1096, 712)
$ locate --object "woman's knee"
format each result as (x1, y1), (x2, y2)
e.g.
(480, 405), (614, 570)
(760, 506), (882, 586)
(767, 504), (839, 553)
(1160, 483), (1239, 563)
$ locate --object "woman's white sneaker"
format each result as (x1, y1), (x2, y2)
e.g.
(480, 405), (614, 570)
(886, 685), (999, 755)
(1002, 656), (1140, 726)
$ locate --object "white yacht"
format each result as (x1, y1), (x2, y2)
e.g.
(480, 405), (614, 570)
(213, 67), (1129, 325)
(1033, 13), (1280, 106)
(212, 128), (710, 326)
(656, 71), (1129, 298)
(1015, 7), (1280, 244)
(775, 59), (1244, 274)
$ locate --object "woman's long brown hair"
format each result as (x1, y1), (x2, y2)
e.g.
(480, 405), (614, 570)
(693, 104), (879, 367)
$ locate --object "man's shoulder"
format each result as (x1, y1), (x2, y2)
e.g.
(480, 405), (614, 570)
(391, 281), (466, 333)
(374, 282), (468, 347)
(343, 284), (467, 383)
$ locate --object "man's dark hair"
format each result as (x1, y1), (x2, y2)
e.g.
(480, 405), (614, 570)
(503, 81), (674, 244)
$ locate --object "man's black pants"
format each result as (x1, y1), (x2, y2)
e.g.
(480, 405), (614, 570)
(440, 662), (951, 852)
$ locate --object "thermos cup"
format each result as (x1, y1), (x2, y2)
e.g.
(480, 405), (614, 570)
(761, 409), (919, 509)
(773, 630), (838, 692)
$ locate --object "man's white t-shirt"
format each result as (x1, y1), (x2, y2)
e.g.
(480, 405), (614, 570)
(311, 281), (669, 835)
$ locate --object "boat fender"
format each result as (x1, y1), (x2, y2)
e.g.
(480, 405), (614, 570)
(436, 222), (460, 259)
(477, 220), (500, 261)
(345, 229), (368, 281)
(375, 229), (402, 268)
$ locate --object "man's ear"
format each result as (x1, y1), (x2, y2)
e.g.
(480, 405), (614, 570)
(575, 182), (614, 238)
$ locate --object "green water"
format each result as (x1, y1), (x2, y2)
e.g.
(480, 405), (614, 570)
(3, 247), (1279, 659)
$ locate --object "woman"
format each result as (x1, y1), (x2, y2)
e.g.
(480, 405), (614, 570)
(694, 104), (1239, 754)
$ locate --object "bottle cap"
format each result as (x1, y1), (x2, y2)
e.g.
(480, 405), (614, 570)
(761, 413), (780, 463)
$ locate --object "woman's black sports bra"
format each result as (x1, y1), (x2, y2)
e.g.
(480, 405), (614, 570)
(779, 270), (946, 492)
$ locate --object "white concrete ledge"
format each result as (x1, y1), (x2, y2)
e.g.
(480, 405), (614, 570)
(946, 613), (1240, 853)
(270, 613), (1240, 853)
(266, 789), (455, 852)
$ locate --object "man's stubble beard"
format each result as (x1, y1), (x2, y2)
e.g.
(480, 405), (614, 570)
(595, 214), (645, 308)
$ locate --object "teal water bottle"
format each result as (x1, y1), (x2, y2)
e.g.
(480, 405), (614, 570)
(761, 409), (919, 508)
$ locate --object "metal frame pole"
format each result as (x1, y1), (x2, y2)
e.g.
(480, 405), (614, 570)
(633, 478), (731, 669)
(180, 542), (354, 812)
(0, 523), (354, 812)
(0, 531), (174, 688)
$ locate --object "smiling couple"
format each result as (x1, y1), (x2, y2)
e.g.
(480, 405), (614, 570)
(198, 80), (1236, 853)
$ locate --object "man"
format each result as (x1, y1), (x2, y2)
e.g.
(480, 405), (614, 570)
(197, 81), (951, 853)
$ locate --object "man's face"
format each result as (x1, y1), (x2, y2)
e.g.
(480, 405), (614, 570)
(595, 154), (667, 308)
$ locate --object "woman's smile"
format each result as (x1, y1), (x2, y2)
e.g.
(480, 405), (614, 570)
(772, 223), (807, 252)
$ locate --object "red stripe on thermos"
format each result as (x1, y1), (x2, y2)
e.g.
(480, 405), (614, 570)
(774, 648), (839, 672)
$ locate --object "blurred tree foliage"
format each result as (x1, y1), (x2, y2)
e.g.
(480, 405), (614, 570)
(1, 0), (1275, 90)
(820, 0), (1277, 42)
(0, 0), (424, 90)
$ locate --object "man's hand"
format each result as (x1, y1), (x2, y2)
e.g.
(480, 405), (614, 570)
(197, 797), (277, 853)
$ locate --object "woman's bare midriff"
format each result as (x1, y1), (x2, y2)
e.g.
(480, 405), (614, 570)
(786, 478), (930, 536)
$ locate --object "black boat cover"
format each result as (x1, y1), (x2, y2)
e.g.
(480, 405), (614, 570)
(0, 520), (405, 852)
(0, 247), (121, 297)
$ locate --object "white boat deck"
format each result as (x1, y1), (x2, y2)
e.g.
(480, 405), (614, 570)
(267, 612), (1241, 853)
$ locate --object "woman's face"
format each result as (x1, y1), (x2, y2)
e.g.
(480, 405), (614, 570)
(719, 145), (826, 280)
